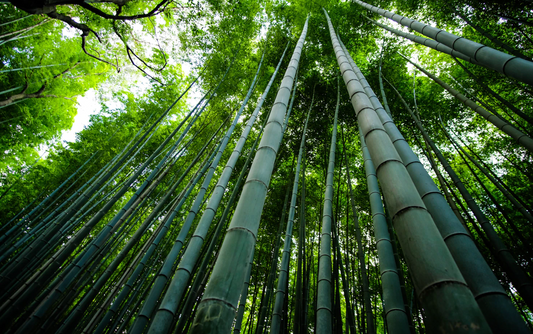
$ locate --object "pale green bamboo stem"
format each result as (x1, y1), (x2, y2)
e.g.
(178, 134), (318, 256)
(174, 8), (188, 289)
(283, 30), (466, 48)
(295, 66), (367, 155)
(397, 75), (533, 315)
(378, 47), (392, 119)
(365, 16), (477, 64)
(356, 123), (411, 334)
(315, 74), (340, 334)
(233, 247), (256, 333)
(456, 11), (530, 60)
(189, 17), (309, 333)
(130, 57), (262, 334)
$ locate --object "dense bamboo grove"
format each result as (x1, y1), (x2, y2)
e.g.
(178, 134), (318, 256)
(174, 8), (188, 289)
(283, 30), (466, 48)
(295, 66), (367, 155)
(1, 0), (533, 333)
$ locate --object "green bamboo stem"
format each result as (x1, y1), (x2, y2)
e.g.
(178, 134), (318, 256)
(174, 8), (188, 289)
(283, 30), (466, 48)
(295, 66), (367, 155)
(344, 141), (375, 334)
(325, 9), (491, 333)
(271, 86), (314, 334)
(315, 68), (341, 334)
(353, 0), (533, 85)
(175, 113), (269, 334)
(455, 11), (530, 60)
(255, 72), (299, 334)
(130, 72), (257, 334)
(414, 134), (471, 234)
(189, 17), (309, 333)
(378, 46), (392, 119)
(233, 247), (256, 334)
(294, 144), (307, 334)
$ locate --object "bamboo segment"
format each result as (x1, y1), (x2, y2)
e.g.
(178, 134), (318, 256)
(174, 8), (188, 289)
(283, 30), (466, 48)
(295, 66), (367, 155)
(255, 68), (299, 334)
(189, 17), (309, 333)
(353, 0), (533, 85)
(401, 55), (533, 154)
(130, 53), (265, 334)
(325, 10), (491, 333)
(366, 16), (477, 64)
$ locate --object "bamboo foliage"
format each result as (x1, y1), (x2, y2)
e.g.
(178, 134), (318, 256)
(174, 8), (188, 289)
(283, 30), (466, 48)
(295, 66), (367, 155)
(324, 9), (492, 333)
(189, 16), (309, 333)
(353, 0), (533, 85)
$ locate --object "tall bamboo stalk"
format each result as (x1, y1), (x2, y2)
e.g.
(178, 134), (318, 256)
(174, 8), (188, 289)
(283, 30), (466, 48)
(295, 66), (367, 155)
(315, 73), (341, 334)
(455, 11), (530, 60)
(399, 79), (533, 312)
(365, 16), (477, 64)
(189, 17), (309, 333)
(346, 132), (374, 333)
(130, 55), (264, 334)
(325, 9), (491, 333)
(146, 45), (291, 334)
